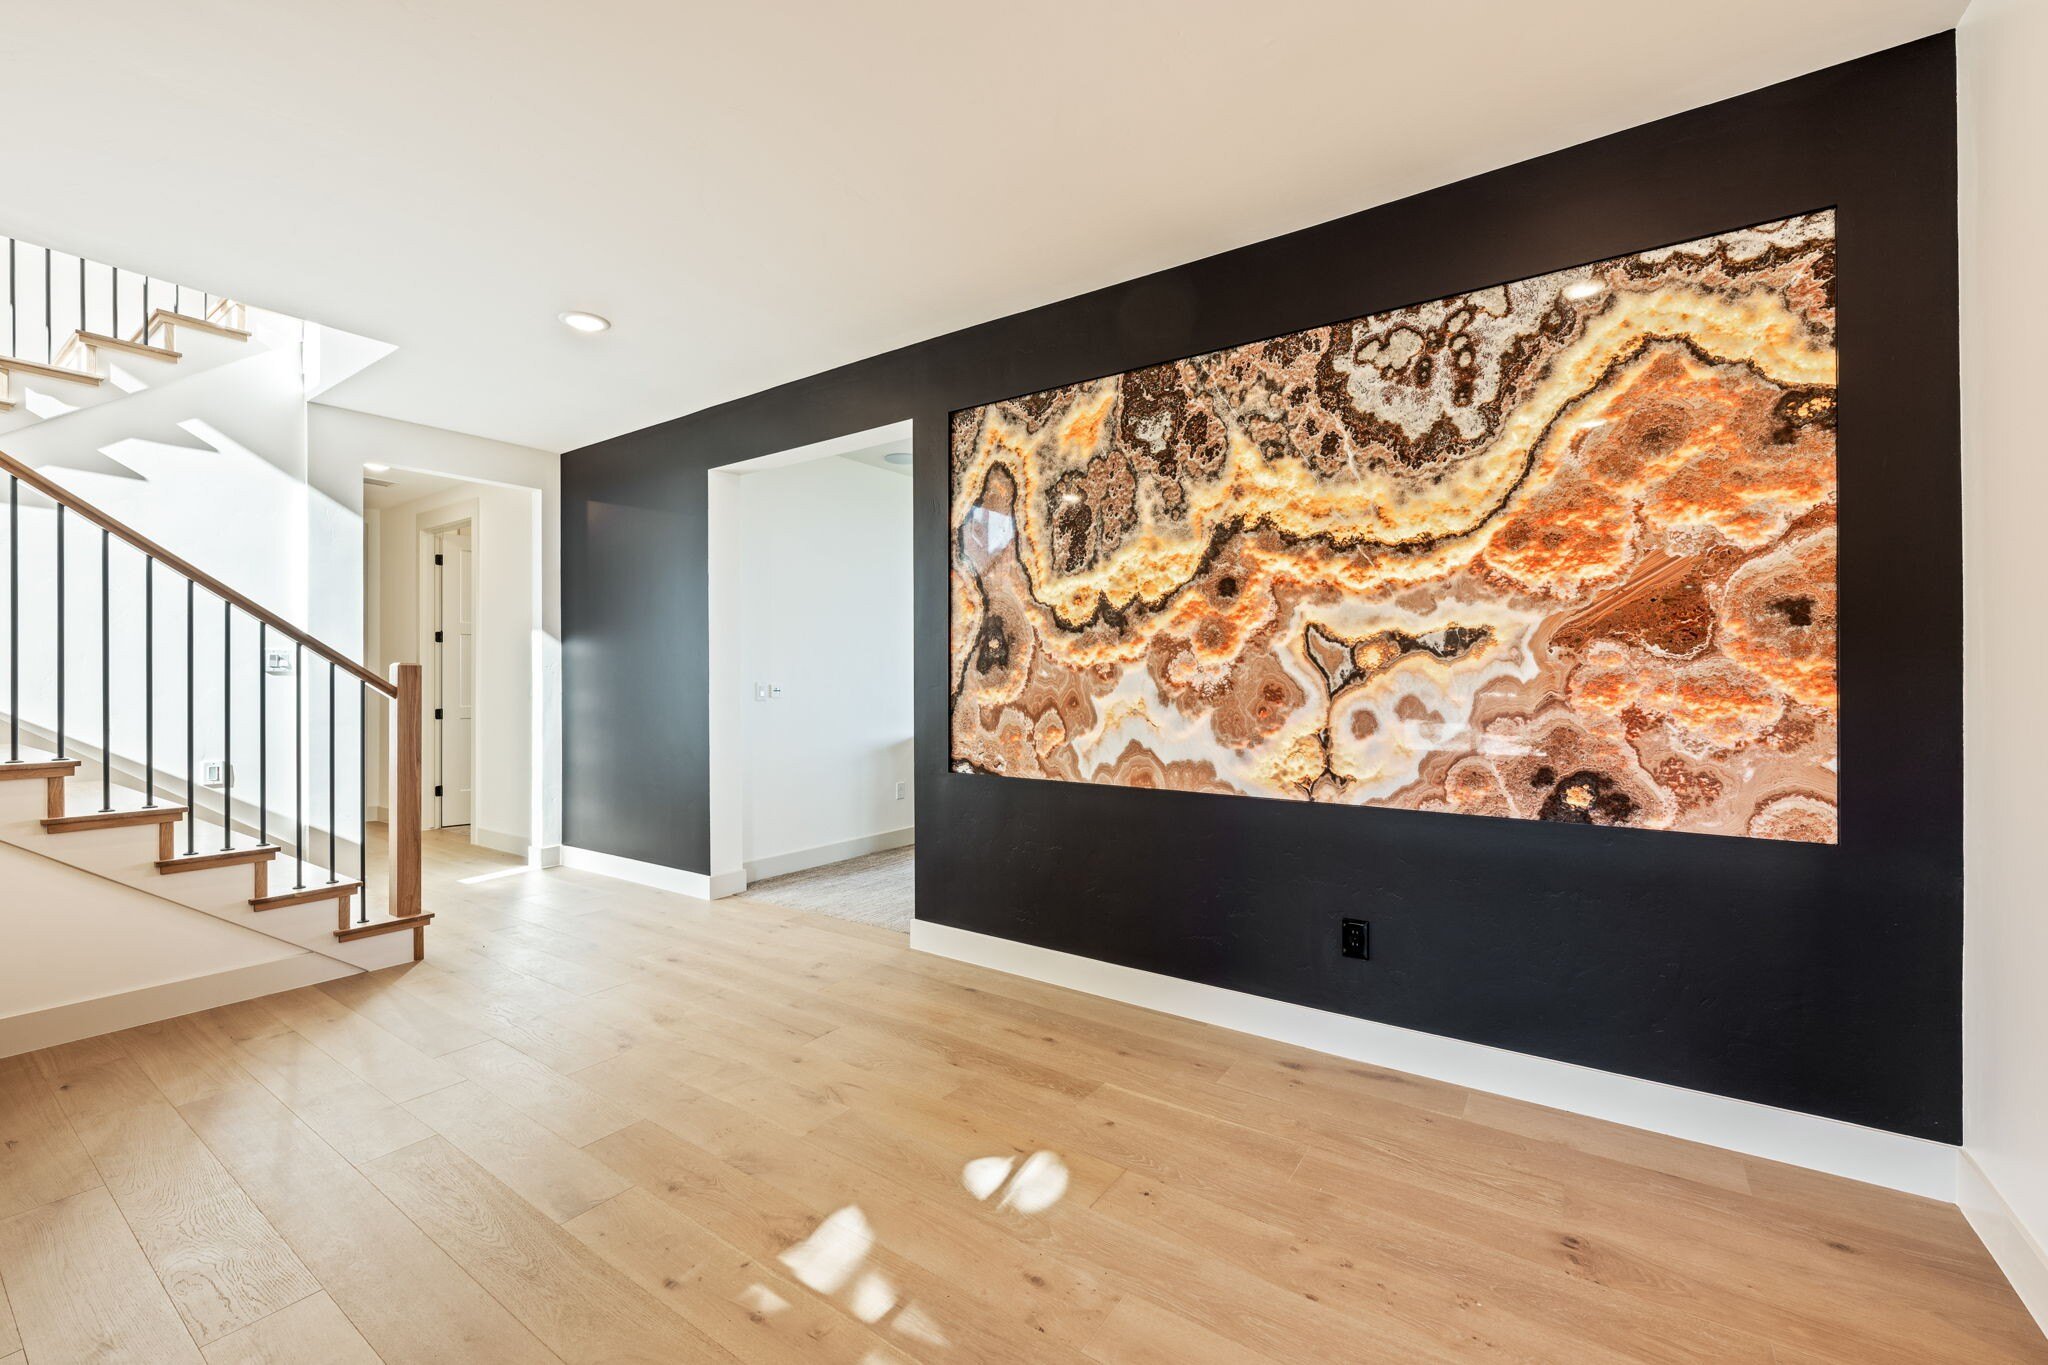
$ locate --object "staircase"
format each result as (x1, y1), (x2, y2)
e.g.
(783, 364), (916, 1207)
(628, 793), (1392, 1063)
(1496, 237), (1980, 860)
(3, 236), (258, 433)
(1, 396), (430, 1049)
(0, 746), (430, 966)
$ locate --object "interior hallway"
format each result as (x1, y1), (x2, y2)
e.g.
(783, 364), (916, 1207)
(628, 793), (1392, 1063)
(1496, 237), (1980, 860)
(745, 846), (914, 933)
(0, 829), (2040, 1364)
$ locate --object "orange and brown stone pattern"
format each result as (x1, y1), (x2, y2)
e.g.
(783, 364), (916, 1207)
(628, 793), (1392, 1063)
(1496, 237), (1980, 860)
(951, 212), (1838, 841)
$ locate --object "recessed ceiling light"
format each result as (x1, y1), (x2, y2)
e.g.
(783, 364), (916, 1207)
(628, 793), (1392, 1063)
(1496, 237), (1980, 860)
(884, 451), (911, 466)
(559, 311), (611, 334)
(1562, 280), (1605, 302)
(363, 462), (389, 472)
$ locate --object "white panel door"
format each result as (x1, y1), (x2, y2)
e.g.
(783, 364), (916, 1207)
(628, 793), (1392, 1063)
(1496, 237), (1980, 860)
(436, 529), (475, 827)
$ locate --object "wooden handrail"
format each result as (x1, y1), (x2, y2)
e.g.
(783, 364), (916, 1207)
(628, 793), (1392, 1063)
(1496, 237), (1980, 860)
(0, 448), (395, 696)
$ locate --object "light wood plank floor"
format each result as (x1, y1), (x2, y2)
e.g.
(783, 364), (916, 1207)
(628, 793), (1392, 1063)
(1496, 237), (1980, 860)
(1, 828), (2041, 1363)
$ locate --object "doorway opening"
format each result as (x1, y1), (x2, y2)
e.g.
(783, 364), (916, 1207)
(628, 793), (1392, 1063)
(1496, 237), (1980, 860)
(706, 419), (914, 931)
(361, 464), (548, 877)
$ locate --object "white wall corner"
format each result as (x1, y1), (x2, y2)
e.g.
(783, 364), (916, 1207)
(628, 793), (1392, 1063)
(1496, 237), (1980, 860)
(1961, 1151), (2048, 1334)
(910, 920), (1961, 1202)
(1958, 0), (2048, 1334)
(472, 826), (530, 860)
(743, 826), (913, 884)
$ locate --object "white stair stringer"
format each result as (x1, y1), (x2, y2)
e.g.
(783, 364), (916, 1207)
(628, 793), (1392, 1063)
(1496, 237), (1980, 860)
(0, 838), (356, 1060)
(0, 776), (415, 972)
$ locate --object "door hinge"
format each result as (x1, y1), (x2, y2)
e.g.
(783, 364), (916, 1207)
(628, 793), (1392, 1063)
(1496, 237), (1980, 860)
(435, 784), (443, 797)
(434, 630), (443, 643)
(434, 707), (444, 719)
(434, 554), (444, 565)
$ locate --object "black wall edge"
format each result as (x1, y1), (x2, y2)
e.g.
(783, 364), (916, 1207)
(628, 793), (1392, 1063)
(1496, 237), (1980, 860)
(563, 35), (1962, 1141)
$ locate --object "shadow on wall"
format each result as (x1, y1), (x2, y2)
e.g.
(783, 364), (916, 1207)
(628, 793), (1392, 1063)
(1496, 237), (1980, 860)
(2, 344), (373, 851)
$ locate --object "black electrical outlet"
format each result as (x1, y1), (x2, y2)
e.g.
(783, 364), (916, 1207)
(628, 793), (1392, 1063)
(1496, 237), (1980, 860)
(1341, 918), (1369, 960)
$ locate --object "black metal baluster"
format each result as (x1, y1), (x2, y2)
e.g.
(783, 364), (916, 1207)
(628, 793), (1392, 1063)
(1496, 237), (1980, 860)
(43, 247), (52, 362)
(140, 275), (149, 344)
(327, 661), (337, 883)
(76, 257), (84, 348)
(100, 530), (110, 811)
(185, 579), (195, 855)
(358, 679), (368, 915)
(54, 505), (64, 757)
(143, 558), (153, 804)
(258, 623), (267, 848)
(221, 600), (232, 850)
(7, 476), (16, 764)
(294, 642), (304, 889)
(110, 264), (118, 342)
(6, 238), (14, 359)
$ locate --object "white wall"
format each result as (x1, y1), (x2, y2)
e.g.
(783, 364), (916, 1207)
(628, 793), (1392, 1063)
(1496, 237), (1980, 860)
(736, 456), (912, 874)
(1959, 0), (2048, 1328)
(1, 323), (368, 864)
(326, 405), (560, 861)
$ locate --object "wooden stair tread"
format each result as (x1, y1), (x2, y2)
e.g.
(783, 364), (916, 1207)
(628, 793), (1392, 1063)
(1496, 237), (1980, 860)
(251, 880), (362, 911)
(0, 352), (103, 385)
(334, 912), (432, 942)
(74, 330), (182, 362)
(0, 759), (82, 780)
(42, 805), (185, 832)
(157, 844), (278, 873)
(146, 308), (251, 342)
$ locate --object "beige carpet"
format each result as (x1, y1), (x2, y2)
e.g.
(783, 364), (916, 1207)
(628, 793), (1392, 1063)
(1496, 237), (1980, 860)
(741, 845), (913, 932)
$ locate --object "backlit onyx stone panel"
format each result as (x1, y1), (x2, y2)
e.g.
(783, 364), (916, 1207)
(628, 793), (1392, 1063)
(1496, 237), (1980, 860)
(950, 212), (1838, 842)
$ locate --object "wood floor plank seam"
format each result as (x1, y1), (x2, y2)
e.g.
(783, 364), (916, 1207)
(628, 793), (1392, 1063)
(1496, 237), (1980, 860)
(0, 1258), (21, 1357)
(174, 1081), (564, 1364)
(38, 1050), (326, 1351)
(238, 1038), (584, 1355)
(125, 991), (552, 1360)
(335, 1150), (581, 1365)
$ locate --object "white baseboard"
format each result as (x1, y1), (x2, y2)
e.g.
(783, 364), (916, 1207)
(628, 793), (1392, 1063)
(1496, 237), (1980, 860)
(473, 825), (529, 859)
(1960, 1150), (2048, 1333)
(910, 920), (1961, 1201)
(534, 844), (563, 869)
(561, 845), (714, 899)
(743, 826), (914, 884)
(0, 953), (356, 1060)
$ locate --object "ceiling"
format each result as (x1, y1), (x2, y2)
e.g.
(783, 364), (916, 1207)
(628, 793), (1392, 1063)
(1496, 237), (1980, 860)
(4, 1), (1968, 456)
(838, 441), (914, 479)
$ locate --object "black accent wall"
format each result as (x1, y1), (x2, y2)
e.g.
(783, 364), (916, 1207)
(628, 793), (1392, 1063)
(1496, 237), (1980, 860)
(564, 36), (1961, 1140)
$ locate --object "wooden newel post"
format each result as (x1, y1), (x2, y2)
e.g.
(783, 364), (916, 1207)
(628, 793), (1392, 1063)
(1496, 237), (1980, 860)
(390, 662), (424, 947)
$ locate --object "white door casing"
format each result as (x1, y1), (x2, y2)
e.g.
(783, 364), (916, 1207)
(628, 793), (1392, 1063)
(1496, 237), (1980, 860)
(435, 527), (475, 827)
